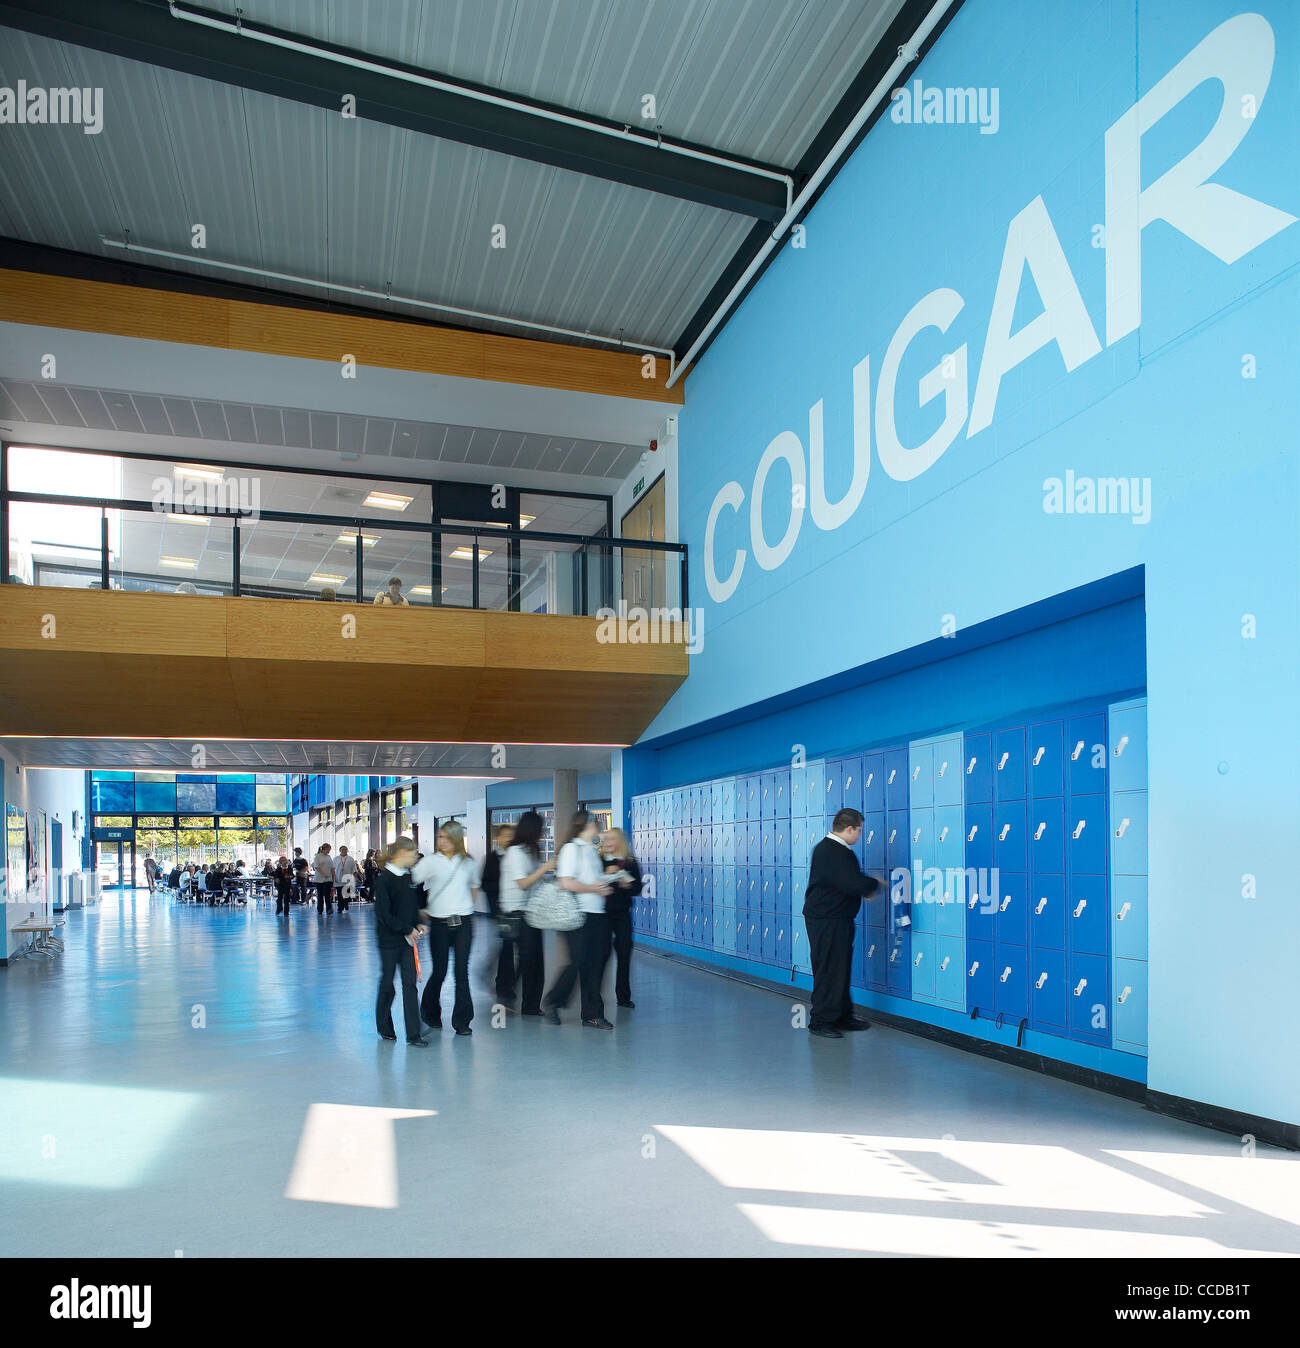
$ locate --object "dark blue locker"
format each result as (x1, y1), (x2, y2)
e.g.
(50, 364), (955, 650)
(1066, 795), (1108, 874)
(886, 809), (910, 873)
(776, 917), (791, 969)
(748, 821), (764, 869)
(1066, 712), (1108, 797)
(1029, 720), (1064, 799)
(993, 726), (1026, 800)
(1030, 947), (1067, 1032)
(966, 862), (996, 943)
(1030, 796), (1065, 875)
(775, 867), (792, 916)
(701, 826), (714, 865)
(1067, 950), (1110, 1043)
(993, 799), (1027, 873)
(993, 871), (1028, 946)
(772, 767), (790, 819)
(759, 772), (776, 821)
(823, 759), (843, 815)
(885, 747), (909, 810)
(760, 822), (775, 867)
(962, 732), (992, 804)
(994, 943), (1028, 1020)
(760, 866), (775, 913)
(774, 822), (790, 866)
(1030, 872), (1066, 950)
(761, 915), (777, 964)
(965, 939), (994, 1011)
(862, 875), (889, 928)
(864, 929), (888, 990)
(862, 752), (886, 813)
(886, 928), (911, 996)
(1068, 872), (1108, 955)
(746, 910), (762, 960)
(700, 868), (713, 908)
(747, 868), (763, 913)
(861, 810), (885, 871)
(964, 801), (993, 871)
(839, 754), (864, 816)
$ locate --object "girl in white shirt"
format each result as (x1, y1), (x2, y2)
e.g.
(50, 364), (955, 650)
(542, 811), (614, 1029)
(499, 810), (552, 1016)
(412, 822), (479, 1034)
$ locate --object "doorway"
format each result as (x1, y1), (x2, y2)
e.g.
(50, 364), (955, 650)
(96, 840), (134, 889)
(621, 474), (666, 612)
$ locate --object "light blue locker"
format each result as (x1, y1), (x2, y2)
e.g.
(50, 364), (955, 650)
(1029, 719), (1064, 799)
(1030, 947), (1067, 1032)
(1111, 791), (1148, 875)
(774, 867), (792, 916)
(760, 822), (775, 867)
(759, 772), (776, 821)
(1108, 701), (1148, 792)
(789, 764), (805, 819)
(1030, 797), (1064, 874)
(909, 806), (934, 873)
(1113, 958), (1148, 1053)
(805, 760), (825, 818)
(775, 917), (791, 968)
(823, 758), (843, 815)
(789, 818), (807, 870)
(936, 873), (965, 938)
(1066, 712), (1108, 797)
(910, 863), (935, 933)
(1030, 873), (1066, 950)
(932, 735), (962, 807)
(1111, 875), (1148, 961)
(772, 767), (790, 819)
(909, 741), (934, 808)
(720, 777), (737, 823)
(759, 913), (775, 964)
(792, 913), (810, 973)
(862, 752), (886, 813)
(934, 804), (963, 872)
(935, 934), (965, 1008)
(911, 931), (936, 1003)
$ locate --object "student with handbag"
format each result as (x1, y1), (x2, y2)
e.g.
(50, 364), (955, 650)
(412, 821), (480, 1035)
(542, 810), (614, 1029)
(499, 811), (552, 1016)
(599, 828), (643, 1009)
(372, 836), (428, 1047)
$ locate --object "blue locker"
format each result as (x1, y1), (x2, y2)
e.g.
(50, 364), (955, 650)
(1111, 875), (1148, 961)
(864, 930), (887, 990)
(886, 928), (911, 996)
(862, 752), (886, 813)
(936, 873), (965, 937)
(805, 760), (825, 818)
(1030, 873), (1066, 950)
(1030, 947), (1067, 1032)
(774, 821), (791, 867)
(964, 802), (992, 871)
(746, 868), (762, 913)
(993, 726), (1026, 800)
(1068, 873), (1108, 955)
(1029, 719), (1064, 799)
(966, 872), (996, 944)
(772, 767), (790, 819)
(909, 806), (934, 872)
(1113, 957), (1148, 1053)
(760, 822), (775, 867)
(759, 772), (776, 820)
(886, 809), (910, 873)
(748, 821), (763, 868)
(934, 804), (963, 872)
(791, 913), (810, 972)
(714, 823), (727, 864)
(745, 910), (762, 960)
(993, 799), (1027, 872)
(734, 775), (750, 822)
(823, 758), (842, 815)
(911, 931), (936, 1002)
(935, 935), (965, 1007)
(932, 736), (962, 807)
(775, 867), (792, 916)
(885, 747), (909, 809)
(965, 939), (994, 1011)
(1066, 796), (1108, 874)
(789, 765), (805, 819)
(994, 944), (1028, 1020)
(758, 866), (774, 913)
(1067, 712), (1108, 797)
(789, 817), (806, 869)
(720, 778), (737, 823)
(1067, 950), (1110, 1044)
(852, 914), (867, 988)
(839, 754), (864, 815)
(701, 868), (714, 908)
(861, 810), (885, 871)
(1029, 797), (1065, 874)
(910, 862), (935, 933)
(1108, 703), (1147, 793)
(862, 872), (889, 928)
(994, 872), (1028, 946)
(1111, 791), (1148, 875)
(962, 732), (992, 803)
(761, 915), (777, 964)
(909, 742), (934, 808)
(775, 917), (791, 969)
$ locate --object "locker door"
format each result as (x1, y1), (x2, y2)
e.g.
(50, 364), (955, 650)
(909, 742), (934, 809)
(909, 807), (934, 876)
(823, 758), (842, 815)
(994, 871), (1028, 947)
(1029, 797), (1065, 875)
(935, 935), (965, 1008)
(965, 939), (994, 1012)
(791, 913), (810, 973)
(932, 736), (962, 807)
(1066, 796), (1108, 875)
(760, 822), (775, 867)
(936, 867), (965, 938)
(1113, 957), (1148, 1052)
(862, 752), (886, 813)
(886, 809), (910, 874)
(1067, 950), (1110, 1043)
(993, 726), (1026, 800)
(1028, 720), (1064, 800)
(759, 772), (776, 821)
(993, 944), (1028, 1020)
(746, 910), (762, 960)
(805, 760), (825, 818)
(1068, 873), (1108, 956)
(1030, 873), (1066, 950)
(910, 858), (935, 934)
(721, 778), (737, 823)
(774, 867), (792, 916)
(864, 931), (887, 991)
(966, 868), (996, 944)
(775, 917), (791, 969)
(934, 804), (963, 872)
(1111, 875), (1148, 961)
(761, 915), (777, 964)
(962, 732), (992, 803)
(772, 767), (790, 820)
(775, 820), (790, 867)
(757, 866), (773, 914)
(886, 928), (911, 996)
(852, 914), (867, 988)
(861, 810), (885, 871)
(1108, 703), (1148, 792)
(964, 801), (992, 872)
(1066, 712), (1108, 797)
(1111, 791), (1148, 876)
(911, 931), (936, 1003)
(1030, 948), (1067, 1032)
(994, 799), (1027, 873)
(789, 765), (805, 819)
(885, 747), (909, 810)
(839, 754), (864, 816)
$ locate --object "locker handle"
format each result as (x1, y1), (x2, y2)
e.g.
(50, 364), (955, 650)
(1114, 735), (1129, 757)
(912, 765), (921, 781)
(1073, 820), (1086, 839)
(999, 824), (1011, 841)
(889, 829), (897, 844)
(939, 826), (949, 842)
(867, 943), (876, 957)
(966, 756), (976, 775)
(1072, 978), (1088, 996)
(1034, 897), (1047, 915)
(1034, 822), (1046, 840)
(1033, 747), (1045, 765)
(888, 769), (896, 784)
(967, 825), (978, 842)
(997, 752), (1009, 770)
(999, 966), (1011, 983)
(889, 949), (898, 963)
(967, 894), (979, 909)
(999, 895), (1012, 912)
(865, 772), (874, 787)
(938, 955), (950, 973)
(1115, 817), (1131, 838)
(866, 829), (875, 843)
(1073, 899), (1087, 918)
(1117, 985), (1132, 1004)
(968, 961), (980, 976)
(914, 951), (923, 966)
(844, 776), (853, 790)
(912, 827), (922, 844)
(938, 760), (948, 777)
(1116, 902), (1131, 921)
(1035, 972), (1048, 989)
(1071, 739), (1084, 761)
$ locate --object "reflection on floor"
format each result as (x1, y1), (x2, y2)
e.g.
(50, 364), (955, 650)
(1, 893), (1296, 1257)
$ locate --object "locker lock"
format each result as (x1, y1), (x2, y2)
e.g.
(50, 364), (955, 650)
(1117, 985), (1132, 1004)
(1115, 817), (1131, 838)
(999, 895), (1012, 912)
(968, 961), (980, 976)
(968, 894), (979, 909)
(845, 776), (853, 790)
(865, 772), (874, 787)
(1034, 822), (1047, 841)
(912, 827), (922, 844)
(889, 828), (898, 844)
(1073, 820), (1086, 839)
(1073, 899), (1087, 918)
(939, 826), (949, 842)
(966, 757), (976, 775)
(914, 951), (923, 966)
(1032, 747), (1045, 766)
(1114, 735), (1129, 757)
(866, 829), (875, 843)
(998, 824), (1011, 841)
(938, 760), (948, 777)
(1035, 972), (1048, 989)
(939, 955), (950, 972)
(867, 943), (876, 958)
(1034, 897), (1047, 915)
(1072, 978), (1088, 996)
(889, 948), (898, 963)
(997, 752), (1009, 770)
(912, 765), (921, 781)
(1071, 740), (1084, 761)
(1116, 902), (1131, 921)
(999, 966), (1011, 983)
(888, 768), (896, 784)
(967, 825), (978, 843)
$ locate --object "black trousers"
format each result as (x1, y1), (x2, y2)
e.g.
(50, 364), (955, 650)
(495, 924), (519, 1002)
(515, 921), (545, 1015)
(544, 915), (609, 1021)
(607, 912), (633, 1003)
(295, 874), (309, 903)
(315, 881), (334, 913)
(376, 943), (421, 1042)
(421, 917), (474, 1032)
(807, 915), (855, 1030)
(275, 886), (292, 915)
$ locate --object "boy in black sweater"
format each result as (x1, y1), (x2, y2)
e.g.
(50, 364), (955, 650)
(803, 807), (880, 1038)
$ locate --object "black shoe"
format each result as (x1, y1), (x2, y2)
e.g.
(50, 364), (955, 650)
(617, 999), (636, 1009)
(837, 1018), (872, 1032)
(809, 1026), (844, 1039)
(454, 1028), (472, 1036)
(520, 1010), (542, 1017)
(542, 1007), (561, 1025)
(406, 1037), (429, 1047)
(379, 1032), (397, 1042)
(582, 1018), (614, 1030)
(423, 1019), (443, 1031)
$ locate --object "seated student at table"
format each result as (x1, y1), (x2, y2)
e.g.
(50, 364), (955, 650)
(373, 576), (411, 606)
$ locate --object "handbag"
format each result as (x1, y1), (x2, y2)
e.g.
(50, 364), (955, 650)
(524, 874), (586, 931)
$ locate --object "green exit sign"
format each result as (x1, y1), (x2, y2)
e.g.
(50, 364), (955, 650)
(633, 477), (645, 498)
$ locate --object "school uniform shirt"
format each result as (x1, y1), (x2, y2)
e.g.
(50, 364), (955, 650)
(499, 845), (542, 914)
(333, 854), (360, 884)
(411, 851), (476, 917)
(557, 838), (606, 915)
(372, 864), (423, 949)
(313, 851), (334, 883)
(802, 832), (880, 920)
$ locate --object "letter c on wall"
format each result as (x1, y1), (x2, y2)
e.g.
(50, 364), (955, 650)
(704, 481), (746, 604)
(750, 430), (806, 571)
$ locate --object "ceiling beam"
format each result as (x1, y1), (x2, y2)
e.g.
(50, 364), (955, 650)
(0, 0), (790, 222)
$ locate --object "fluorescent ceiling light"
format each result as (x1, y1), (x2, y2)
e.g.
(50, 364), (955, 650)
(339, 532), (380, 546)
(364, 492), (412, 511)
(160, 556), (198, 570)
(309, 573), (346, 586)
(409, 586), (431, 595)
(173, 464), (223, 482)
(167, 513), (209, 525)
(520, 514), (536, 527)
(450, 546), (491, 560)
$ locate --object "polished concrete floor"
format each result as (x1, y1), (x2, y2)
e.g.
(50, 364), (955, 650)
(1, 892), (1297, 1258)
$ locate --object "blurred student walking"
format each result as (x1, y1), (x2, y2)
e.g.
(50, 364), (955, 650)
(413, 822), (480, 1035)
(313, 842), (335, 913)
(542, 811), (613, 1029)
(600, 827), (643, 1009)
(499, 811), (552, 1016)
(480, 823), (516, 1003)
(372, 837), (427, 1047)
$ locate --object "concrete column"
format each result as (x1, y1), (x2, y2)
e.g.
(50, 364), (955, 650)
(553, 769), (579, 845)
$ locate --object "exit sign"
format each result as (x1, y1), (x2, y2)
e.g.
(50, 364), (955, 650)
(633, 477), (645, 498)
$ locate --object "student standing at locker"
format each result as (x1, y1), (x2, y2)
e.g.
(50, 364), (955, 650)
(599, 827), (643, 1009)
(499, 812), (551, 1016)
(803, 807), (879, 1038)
(413, 821), (480, 1035)
(542, 811), (614, 1028)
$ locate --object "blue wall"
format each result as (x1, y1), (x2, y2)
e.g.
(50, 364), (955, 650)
(486, 775), (612, 811)
(644, 0), (1300, 1126)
